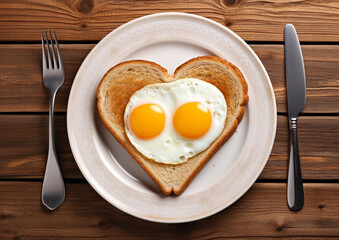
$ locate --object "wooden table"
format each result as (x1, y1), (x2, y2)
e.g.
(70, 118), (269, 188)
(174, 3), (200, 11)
(1, 1), (338, 239)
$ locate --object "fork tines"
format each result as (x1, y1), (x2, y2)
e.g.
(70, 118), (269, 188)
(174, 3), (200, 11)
(41, 30), (62, 70)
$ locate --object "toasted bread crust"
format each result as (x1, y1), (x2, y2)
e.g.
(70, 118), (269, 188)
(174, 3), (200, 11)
(97, 60), (173, 195)
(97, 56), (248, 195)
(97, 59), (170, 98)
(171, 56), (248, 194)
(174, 56), (249, 105)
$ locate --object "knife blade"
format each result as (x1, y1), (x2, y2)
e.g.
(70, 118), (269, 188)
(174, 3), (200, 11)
(285, 24), (306, 211)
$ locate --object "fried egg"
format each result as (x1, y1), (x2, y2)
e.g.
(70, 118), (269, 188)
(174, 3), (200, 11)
(124, 78), (227, 164)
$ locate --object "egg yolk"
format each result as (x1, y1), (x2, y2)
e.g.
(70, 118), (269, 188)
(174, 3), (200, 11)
(173, 102), (212, 139)
(129, 103), (165, 139)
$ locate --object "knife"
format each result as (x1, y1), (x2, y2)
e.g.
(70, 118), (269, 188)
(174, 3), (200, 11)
(284, 24), (306, 211)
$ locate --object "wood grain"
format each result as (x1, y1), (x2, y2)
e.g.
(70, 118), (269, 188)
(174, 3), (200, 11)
(0, 44), (92, 112)
(0, 0), (338, 42)
(251, 45), (339, 114)
(1, 115), (338, 180)
(260, 115), (339, 179)
(0, 1), (337, 238)
(0, 44), (338, 113)
(0, 182), (338, 238)
(0, 115), (80, 179)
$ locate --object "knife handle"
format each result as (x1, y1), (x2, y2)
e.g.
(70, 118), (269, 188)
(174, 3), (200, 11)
(287, 117), (304, 211)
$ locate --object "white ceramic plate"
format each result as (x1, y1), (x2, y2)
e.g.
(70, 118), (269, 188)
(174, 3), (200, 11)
(67, 12), (276, 223)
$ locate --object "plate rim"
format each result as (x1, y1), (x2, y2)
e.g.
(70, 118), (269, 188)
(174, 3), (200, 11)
(67, 12), (277, 223)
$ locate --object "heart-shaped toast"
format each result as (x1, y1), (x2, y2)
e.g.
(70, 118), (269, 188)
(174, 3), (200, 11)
(97, 56), (249, 195)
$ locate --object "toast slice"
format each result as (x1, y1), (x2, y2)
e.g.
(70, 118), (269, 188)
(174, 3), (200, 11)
(97, 56), (249, 195)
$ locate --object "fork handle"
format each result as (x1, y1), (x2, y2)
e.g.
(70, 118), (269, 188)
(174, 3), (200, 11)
(42, 91), (65, 210)
(287, 117), (304, 211)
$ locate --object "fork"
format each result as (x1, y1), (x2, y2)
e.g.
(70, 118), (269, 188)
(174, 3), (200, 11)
(41, 30), (65, 210)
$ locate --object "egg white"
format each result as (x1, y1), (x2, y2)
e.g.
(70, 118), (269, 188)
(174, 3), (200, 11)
(124, 78), (227, 164)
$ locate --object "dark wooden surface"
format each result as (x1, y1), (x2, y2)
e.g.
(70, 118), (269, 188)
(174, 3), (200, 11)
(0, 0), (338, 239)
(1, 0), (339, 42)
(1, 182), (338, 239)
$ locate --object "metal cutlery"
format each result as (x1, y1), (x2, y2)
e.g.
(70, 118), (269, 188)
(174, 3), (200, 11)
(284, 24), (306, 211)
(41, 30), (65, 210)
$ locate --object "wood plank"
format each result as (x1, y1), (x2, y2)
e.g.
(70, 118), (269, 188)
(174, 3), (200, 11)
(0, 115), (81, 179)
(260, 115), (339, 179)
(1, 115), (338, 180)
(0, 182), (338, 238)
(251, 45), (339, 114)
(0, 44), (92, 112)
(0, 0), (339, 42)
(0, 44), (338, 113)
